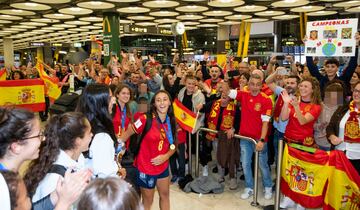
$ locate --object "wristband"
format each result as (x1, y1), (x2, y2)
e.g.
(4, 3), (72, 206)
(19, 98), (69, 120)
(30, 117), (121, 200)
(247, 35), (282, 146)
(259, 138), (265, 143)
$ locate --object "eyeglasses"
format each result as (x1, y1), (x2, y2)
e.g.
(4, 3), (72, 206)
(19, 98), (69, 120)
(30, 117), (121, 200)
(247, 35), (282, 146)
(353, 89), (360, 94)
(22, 130), (45, 142)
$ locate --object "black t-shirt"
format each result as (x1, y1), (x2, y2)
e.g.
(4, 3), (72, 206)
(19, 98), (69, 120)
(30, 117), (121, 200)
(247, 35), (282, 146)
(182, 92), (193, 111)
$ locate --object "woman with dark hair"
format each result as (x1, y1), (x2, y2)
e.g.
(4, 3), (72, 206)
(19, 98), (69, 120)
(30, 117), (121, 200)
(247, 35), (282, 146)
(77, 177), (143, 210)
(350, 72), (360, 93)
(0, 108), (42, 171)
(25, 112), (93, 204)
(10, 70), (25, 80)
(162, 73), (181, 101)
(76, 83), (121, 178)
(113, 84), (133, 139)
(0, 108), (88, 210)
(314, 80), (346, 151)
(119, 90), (177, 210)
(327, 81), (360, 175)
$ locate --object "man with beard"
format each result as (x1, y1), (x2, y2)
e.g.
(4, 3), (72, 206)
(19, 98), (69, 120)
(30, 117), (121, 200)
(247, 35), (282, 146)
(204, 65), (223, 97)
(265, 67), (300, 162)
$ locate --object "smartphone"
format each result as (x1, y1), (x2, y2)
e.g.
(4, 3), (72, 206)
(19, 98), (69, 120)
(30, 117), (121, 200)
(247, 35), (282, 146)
(278, 68), (290, 76)
(227, 70), (241, 78)
(276, 55), (285, 60)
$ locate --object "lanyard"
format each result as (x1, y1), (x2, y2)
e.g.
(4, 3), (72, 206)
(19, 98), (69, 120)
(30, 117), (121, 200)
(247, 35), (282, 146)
(0, 163), (7, 171)
(158, 115), (174, 145)
(121, 105), (126, 129)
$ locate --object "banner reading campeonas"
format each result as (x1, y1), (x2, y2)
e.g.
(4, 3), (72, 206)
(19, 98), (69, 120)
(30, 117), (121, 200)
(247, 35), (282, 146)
(305, 18), (358, 57)
(0, 79), (45, 112)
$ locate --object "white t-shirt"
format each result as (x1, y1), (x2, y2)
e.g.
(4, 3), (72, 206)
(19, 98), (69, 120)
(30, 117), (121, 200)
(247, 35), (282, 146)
(86, 132), (118, 178)
(32, 150), (86, 203)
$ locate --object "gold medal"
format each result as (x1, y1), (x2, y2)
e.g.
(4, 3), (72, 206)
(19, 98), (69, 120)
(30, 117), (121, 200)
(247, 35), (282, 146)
(170, 144), (176, 150)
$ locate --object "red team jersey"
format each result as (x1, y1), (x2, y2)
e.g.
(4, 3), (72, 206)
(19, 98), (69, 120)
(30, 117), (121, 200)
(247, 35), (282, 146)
(132, 114), (170, 175)
(284, 102), (322, 146)
(113, 104), (131, 136)
(235, 90), (273, 141)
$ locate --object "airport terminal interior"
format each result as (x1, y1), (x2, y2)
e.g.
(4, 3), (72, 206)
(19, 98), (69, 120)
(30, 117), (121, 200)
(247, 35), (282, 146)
(0, 0), (360, 210)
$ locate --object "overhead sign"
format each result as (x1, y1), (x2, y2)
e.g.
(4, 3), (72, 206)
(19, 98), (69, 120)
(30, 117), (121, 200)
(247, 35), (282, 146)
(30, 42), (45, 47)
(305, 18), (358, 57)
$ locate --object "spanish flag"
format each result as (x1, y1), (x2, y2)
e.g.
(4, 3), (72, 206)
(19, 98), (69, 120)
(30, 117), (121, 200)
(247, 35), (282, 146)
(37, 63), (61, 101)
(0, 79), (45, 112)
(323, 150), (360, 210)
(281, 144), (329, 208)
(0, 68), (6, 81)
(173, 98), (196, 133)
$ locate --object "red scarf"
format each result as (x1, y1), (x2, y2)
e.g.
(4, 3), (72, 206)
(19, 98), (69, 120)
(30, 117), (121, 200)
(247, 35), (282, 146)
(344, 101), (360, 143)
(206, 100), (236, 141)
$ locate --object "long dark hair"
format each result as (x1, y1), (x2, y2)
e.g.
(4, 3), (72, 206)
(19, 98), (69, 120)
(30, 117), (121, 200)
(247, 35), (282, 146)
(0, 107), (35, 159)
(76, 83), (117, 144)
(114, 84), (132, 120)
(150, 90), (177, 145)
(24, 112), (90, 196)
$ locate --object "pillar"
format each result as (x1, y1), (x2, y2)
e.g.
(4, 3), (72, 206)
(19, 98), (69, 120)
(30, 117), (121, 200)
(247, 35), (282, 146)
(4, 38), (14, 69)
(103, 12), (120, 66)
(216, 25), (230, 54)
(37, 47), (44, 62)
(43, 47), (53, 65)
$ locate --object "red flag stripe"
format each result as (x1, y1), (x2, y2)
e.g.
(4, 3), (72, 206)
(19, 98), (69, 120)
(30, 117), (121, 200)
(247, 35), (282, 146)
(174, 98), (196, 118)
(287, 145), (329, 165)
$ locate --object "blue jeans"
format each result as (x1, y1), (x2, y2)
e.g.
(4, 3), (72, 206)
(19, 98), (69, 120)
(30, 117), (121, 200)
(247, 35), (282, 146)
(273, 129), (284, 163)
(240, 140), (273, 189)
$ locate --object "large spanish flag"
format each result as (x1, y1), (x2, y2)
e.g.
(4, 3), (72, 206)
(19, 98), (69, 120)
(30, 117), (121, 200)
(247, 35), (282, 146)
(323, 150), (360, 210)
(0, 79), (45, 112)
(173, 98), (196, 133)
(281, 144), (330, 208)
(0, 68), (6, 81)
(37, 63), (61, 101)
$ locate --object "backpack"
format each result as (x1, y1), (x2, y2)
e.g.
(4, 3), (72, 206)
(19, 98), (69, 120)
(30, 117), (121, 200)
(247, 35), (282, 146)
(48, 164), (67, 177)
(49, 92), (79, 115)
(121, 112), (153, 167)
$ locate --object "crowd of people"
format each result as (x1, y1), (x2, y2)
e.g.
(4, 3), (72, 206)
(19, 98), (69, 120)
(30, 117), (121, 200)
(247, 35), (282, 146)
(0, 33), (360, 210)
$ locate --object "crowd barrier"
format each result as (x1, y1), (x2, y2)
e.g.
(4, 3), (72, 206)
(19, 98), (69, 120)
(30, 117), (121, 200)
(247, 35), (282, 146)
(186, 128), (360, 210)
(189, 127), (261, 207)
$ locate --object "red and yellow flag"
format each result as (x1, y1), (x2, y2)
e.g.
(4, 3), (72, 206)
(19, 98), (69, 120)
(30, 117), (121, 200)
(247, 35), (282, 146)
(323, 150), (360, 210)
(281, 144), (330, 208)
(0, 79), (45, 112)
(173, 98), (196, 133)
(0, 68), (7, 81)
(37, 63), (61, 101)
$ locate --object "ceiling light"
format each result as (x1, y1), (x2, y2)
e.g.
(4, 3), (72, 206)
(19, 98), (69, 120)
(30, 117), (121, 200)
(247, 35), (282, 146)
(234, 5), (267, 12)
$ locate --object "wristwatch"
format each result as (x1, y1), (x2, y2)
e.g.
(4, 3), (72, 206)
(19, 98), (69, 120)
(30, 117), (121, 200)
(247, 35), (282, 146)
(259, 138), (265, 143)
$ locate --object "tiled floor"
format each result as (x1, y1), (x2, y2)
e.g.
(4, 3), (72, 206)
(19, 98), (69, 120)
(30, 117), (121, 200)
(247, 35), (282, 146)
(152, 162), (276, 210)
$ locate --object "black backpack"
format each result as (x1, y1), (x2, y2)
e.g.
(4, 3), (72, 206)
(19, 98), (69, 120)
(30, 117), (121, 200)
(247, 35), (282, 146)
(49, 92), (79, 115)
(48, 164), (67, 177)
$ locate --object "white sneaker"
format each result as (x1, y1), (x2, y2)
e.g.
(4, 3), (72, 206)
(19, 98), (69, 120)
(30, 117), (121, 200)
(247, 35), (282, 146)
(296, 204), (306, 210)
(280, 196), (296, 208)
(202, 165), (208, 176)
(264, 187), (273, 200)
(241, 188), (253, 199)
